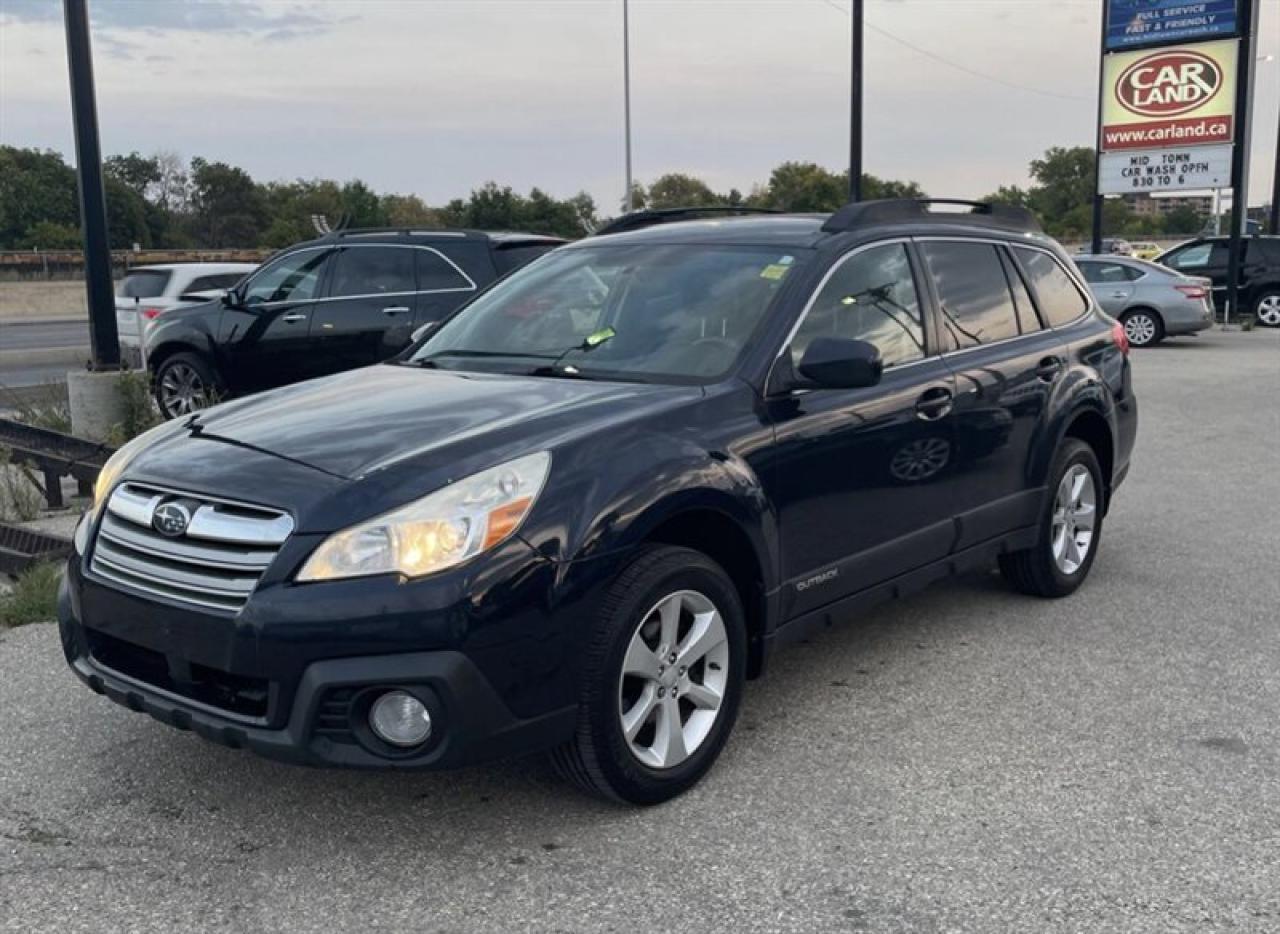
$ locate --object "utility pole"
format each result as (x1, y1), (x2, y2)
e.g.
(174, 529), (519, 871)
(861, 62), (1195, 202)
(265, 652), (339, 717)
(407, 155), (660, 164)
(1090, 3), (1107, 255)
(1271, 100), (1279, 235)
(848, 0), (864, 202)
(63, 0), (119, 369)
(622, 0), (634, 213)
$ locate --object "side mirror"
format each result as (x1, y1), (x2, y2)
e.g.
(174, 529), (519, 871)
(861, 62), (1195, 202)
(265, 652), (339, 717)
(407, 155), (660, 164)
(221, 289), (242, 309)
(795, 337), (883, 389)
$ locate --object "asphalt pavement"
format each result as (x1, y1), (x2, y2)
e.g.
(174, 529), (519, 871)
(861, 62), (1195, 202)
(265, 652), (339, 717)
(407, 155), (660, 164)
(1, 328), (1277, 933)
(0, 320), (90, 353)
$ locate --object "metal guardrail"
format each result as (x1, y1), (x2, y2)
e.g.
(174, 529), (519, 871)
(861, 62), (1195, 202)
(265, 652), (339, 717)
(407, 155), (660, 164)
(0, 523), (72, 576)
(0, 418), (114, 509)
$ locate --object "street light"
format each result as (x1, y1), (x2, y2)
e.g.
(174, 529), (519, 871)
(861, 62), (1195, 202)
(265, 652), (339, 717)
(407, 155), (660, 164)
(622, 0), (634, 213)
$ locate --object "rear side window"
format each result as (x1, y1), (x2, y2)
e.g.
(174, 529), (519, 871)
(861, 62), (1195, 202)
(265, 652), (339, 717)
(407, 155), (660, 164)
(494, 243), (559, 275)
(118, 270), (171, 299)
(416, 249), (474, 291)
(1015, 249), (1090, 327)
(1247, 239), (1280, 264)
(920, 241), (1020, 347)
(187, 272), (247, 293)
(328, 247), (415, 298)
(1078, 261), (1140, 283)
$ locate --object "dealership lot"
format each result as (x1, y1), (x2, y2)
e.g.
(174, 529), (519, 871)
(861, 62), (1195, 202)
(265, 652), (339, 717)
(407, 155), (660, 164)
(1, 329), (1277, 933)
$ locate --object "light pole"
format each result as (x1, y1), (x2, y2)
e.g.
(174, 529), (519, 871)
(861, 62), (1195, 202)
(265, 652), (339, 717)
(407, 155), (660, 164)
(623, 0), (634, 213)
(848, 0), (864, 202)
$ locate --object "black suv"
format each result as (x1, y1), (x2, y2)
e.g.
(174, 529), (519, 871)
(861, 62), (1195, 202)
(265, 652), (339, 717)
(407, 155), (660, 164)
(1157, 235), (1280, 326)
(61, 200), (1137, 804)
(145, 229), (565, 417)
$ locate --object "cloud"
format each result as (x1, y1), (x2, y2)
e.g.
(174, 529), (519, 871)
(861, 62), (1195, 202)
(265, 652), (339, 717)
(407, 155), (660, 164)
(1, 0), (340, 38)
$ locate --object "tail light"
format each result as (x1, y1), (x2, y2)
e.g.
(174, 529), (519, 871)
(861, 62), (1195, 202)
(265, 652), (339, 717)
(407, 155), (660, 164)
(1174, 285), (1208, 300)
(1112, 322), (1130, 356)
(139, 307), (164, 320)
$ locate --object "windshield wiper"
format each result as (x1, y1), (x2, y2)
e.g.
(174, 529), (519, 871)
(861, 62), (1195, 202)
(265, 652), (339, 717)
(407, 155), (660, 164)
(528, 327), (617, 378)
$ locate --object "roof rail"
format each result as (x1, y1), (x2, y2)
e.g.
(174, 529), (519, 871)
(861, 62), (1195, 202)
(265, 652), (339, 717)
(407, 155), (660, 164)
(594, 206), (781, 237)
(821, 199), (1041, 234)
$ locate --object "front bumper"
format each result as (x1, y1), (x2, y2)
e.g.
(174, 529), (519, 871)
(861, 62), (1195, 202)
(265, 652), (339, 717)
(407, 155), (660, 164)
(58, 540), (580, 769)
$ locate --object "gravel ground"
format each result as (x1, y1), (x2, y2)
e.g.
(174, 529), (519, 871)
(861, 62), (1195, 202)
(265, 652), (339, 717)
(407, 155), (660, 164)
(2, 328), (1277, 933)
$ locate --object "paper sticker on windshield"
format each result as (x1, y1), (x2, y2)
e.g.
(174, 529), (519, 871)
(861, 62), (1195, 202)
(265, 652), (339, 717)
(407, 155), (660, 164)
(584, 325), (616, 347)
(759, 264), (791, 281)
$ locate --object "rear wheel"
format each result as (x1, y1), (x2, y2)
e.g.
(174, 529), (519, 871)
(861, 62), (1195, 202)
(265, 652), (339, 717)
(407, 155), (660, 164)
(154, 352), (221, 419)
(551, 545), (746, 804)
(1120, 309), (1163, 347)
(999, 439), (1104, 598)
(1254, 291), (1280, 328)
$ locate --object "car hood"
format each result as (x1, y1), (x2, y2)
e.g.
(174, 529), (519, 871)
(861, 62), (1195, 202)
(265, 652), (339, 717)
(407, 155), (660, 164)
(187, 363), (698, 479)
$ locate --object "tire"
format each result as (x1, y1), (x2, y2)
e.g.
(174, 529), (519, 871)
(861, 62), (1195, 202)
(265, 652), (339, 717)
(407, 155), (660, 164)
(999, 439), (1104, 598)
(153, 351), (221, 419)
(551, 545), (747, 805)
(1254, 291), (1280, 328)
(1120, 309), (1164, 347)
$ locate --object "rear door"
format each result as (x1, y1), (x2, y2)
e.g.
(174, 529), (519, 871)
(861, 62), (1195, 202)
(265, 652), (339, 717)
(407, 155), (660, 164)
(920, 238), (1069, 549)
(1162, 240), (1228, 310)
(309, 245), (419, 375)
(1077, 259), (1137, 315)
(767, 240), (959, 617)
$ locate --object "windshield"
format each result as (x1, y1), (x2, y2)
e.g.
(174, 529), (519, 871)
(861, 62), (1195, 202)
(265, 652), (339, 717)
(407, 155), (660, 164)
(118, 269), (172, 299)
(408, 244), (801, 382)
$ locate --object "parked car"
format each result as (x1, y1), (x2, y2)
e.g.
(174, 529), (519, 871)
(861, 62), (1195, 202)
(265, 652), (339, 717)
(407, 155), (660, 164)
(61, 200), (1136, 804)
(1099, 238), (1133, 256)
(116, 263), (257, 356)
(1129, 241), (1162, 261)
(143, 229), (565, 417)
(1156, 235), (1280, 326)
(1075, 254), (1213, 346)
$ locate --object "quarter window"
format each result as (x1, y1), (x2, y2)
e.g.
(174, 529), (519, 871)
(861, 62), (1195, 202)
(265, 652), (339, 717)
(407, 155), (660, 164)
(920, 241), (1020, 347)
(328, 247), (415, 298)
(416, 249), (473, 291)
(1015, 249), (1090, 327)
(242, 250), (332, 305)
(790, 243), (926, 369)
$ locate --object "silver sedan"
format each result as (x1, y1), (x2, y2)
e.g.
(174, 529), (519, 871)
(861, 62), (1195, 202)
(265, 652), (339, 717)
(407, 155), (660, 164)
(1074, 255), (1214, 348)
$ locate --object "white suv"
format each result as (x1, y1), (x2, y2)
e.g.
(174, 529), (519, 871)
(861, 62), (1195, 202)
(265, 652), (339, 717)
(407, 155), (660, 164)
(116, 263), (257, 354)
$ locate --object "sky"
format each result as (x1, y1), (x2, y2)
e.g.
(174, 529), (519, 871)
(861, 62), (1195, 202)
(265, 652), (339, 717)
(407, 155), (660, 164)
(1, 0), (1277, 212)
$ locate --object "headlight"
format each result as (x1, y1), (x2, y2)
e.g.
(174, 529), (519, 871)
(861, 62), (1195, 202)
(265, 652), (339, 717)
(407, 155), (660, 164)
(93, 421), (174, 509)
(296, 451), (551, 583)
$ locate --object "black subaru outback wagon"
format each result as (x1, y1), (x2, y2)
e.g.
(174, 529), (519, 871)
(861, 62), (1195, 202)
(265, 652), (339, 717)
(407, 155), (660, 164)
(144, 228), (565, 418)
(61, 200), (1137, 804)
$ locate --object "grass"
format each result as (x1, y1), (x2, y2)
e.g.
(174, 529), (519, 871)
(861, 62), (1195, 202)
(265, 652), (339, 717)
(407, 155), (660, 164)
(3, 382), (73, 434)
(0, 563), (62, 628)
(105, 369), (162, 446)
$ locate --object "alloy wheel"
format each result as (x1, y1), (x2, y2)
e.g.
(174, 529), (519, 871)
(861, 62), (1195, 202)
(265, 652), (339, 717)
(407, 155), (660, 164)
(1123, 313), (1157, 346)
(1051, 464), (1096, 575)
(1257, 295), (1280, 327)
(159, 363), (209, 416)
(618, 589), (729, 770)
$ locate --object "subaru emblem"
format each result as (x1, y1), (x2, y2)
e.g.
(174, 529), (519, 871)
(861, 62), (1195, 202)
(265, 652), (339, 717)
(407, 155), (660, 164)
(152, 501), (192, 538)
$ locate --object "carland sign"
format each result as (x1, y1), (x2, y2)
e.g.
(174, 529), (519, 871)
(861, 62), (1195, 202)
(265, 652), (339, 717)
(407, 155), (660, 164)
(1105, 0), (1239, 51)
(1101, 38), (1237, 151)
(1098, 143), (1233, 194)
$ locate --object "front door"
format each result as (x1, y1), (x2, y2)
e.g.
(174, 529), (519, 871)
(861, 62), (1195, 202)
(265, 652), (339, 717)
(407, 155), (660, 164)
(766, 240), (959, 619)
(920, 239), (1072, 549)
(219, 247), (333, 393)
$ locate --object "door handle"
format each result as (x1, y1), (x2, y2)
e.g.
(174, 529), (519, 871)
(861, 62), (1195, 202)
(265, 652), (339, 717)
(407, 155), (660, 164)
(1109, 291), (1128, 298)
(915, 386), (953, 421)
(281, 313), (307, 323)
(381, 306), (411, 316)
(1036, 356), (1064, 382)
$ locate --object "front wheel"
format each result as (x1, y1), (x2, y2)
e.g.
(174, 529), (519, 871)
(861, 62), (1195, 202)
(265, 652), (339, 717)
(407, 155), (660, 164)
(153, 352), (221, 419)
(1254, 291), (1280, 328)
(552, 545), (746, 804)
(999, 439), (1104, 598)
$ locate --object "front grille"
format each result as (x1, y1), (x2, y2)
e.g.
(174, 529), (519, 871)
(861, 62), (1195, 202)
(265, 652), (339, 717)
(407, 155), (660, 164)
(86, 628), (270, 719)
(90, 482), (293, 613)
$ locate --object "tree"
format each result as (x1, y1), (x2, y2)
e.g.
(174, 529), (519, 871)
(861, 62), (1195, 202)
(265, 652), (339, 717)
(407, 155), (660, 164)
(189, 158), (267, 246)
(1026, 146), (1095, 231)
(1161, 204), (1205, 236)
(0, 147), (78, 248)
(759, 161), (846, 212)
(381, 193), (440, 228)
(104, 152), (160, 198)
(644, 173), (723, 209)
(340, 179), (387, 228)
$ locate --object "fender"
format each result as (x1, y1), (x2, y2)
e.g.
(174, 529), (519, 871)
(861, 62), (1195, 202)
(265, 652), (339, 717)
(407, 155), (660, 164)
(1029, 362), (1118, 497)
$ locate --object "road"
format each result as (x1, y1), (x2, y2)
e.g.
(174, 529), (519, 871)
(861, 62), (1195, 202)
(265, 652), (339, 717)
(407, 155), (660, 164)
(0, 320), (89, 353)
(1, 329), (1278, 933)
(0, 320), (90, 393)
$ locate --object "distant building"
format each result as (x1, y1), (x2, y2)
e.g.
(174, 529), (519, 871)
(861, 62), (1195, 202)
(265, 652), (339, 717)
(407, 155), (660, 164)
(1121, 194), (1214, 217)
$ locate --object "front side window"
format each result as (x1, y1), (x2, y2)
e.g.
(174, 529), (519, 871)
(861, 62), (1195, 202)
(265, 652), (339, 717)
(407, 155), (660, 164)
(1015, 248), (1090, 327)
(328, 247), (415, 299)
(242, 249), (332, 305)
(790, 242), (925, 369)
(1165, 242), (1225, 270)
(410, 244), (798, 382)
(920, 241), (1020, 347)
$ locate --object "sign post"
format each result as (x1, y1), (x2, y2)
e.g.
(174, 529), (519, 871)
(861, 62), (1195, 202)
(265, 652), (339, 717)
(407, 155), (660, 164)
(1224, 0), (1259, 324)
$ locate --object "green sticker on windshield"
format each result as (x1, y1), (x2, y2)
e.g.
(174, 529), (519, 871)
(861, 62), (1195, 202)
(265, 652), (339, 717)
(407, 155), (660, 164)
(760, 264), (790, 281)
(585, 325), (616, 348)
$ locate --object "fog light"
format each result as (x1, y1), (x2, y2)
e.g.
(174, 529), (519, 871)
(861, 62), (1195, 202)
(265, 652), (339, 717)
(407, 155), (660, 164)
(369, 691), (432, 747)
